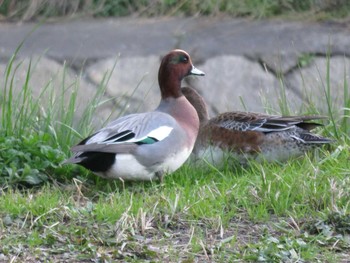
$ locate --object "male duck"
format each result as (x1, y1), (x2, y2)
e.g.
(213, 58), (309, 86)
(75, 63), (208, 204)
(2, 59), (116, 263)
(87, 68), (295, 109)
(181, 87), (332, 166)
(64, 50), (205, 180)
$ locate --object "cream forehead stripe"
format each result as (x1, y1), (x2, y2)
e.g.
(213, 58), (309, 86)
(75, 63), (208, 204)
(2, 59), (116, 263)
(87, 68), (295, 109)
(172, 49), (189, 56)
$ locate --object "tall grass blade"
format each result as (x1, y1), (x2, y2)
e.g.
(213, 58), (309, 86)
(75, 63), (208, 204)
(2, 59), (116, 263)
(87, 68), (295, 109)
(15, 60), (32, 135)
(323, 49), (339, 139)
(1, 23), (42, 135)
(341, 59), (349, 136)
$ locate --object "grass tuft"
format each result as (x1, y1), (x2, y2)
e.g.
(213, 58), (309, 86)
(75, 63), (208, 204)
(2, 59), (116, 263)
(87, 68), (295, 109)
(0, 52), (113, 185)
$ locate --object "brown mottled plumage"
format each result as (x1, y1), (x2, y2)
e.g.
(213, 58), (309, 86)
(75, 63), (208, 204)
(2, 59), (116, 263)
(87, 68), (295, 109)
(182, 87), (333, 166)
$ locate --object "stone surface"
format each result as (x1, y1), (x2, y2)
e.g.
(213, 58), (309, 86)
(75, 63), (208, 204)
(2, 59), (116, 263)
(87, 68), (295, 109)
(285, 56), (350, 114)
(1, 18), (350, 63)
(86, 55), (161, 114)
(249, 51), (300, 75)
(0, 56), (112, 127)
(190, 55), (302, 115)
(1, 18), (350, 124)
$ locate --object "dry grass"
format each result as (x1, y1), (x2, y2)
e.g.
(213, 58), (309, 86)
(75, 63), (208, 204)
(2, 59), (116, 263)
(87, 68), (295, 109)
(1, 0), (350, 21)
(1, 171), (350, 262)
(0, 0), (98, 21)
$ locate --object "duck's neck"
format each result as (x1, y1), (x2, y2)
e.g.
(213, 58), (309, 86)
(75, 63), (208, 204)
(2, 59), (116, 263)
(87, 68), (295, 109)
(182, 89), (210, 124)
(158, 68), (183, 99)
(197, 107), (210, 124)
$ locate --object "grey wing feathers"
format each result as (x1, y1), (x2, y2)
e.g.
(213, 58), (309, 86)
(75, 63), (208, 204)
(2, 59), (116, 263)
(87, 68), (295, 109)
(84, 113), (147, 144)
(71, 112), (174, 153)
(71, 143), (137, 153)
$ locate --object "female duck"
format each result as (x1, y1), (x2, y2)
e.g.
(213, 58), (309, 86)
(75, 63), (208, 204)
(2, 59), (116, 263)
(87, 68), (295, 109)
(64, 50), (205, 180)
(181, 87), (332, 166)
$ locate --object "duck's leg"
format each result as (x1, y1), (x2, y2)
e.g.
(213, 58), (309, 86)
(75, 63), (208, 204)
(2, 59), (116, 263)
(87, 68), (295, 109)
(155, 171), (165, 183)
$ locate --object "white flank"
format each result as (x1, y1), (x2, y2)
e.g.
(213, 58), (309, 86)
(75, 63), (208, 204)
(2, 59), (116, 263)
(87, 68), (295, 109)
(194, 146), (248, 167)
(97, 147), (191, 181)
(97, 154), (154, 181)
(162, 147), (192, 173)
(196, 146), (227, 166)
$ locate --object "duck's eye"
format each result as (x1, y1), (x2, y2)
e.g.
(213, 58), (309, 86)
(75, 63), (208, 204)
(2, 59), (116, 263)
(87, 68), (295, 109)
(170, 54), (189, 64)
(180, 55), (188, 63)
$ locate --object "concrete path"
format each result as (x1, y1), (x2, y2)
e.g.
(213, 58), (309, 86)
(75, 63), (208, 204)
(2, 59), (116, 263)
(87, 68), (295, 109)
(1, 17), (349, 124)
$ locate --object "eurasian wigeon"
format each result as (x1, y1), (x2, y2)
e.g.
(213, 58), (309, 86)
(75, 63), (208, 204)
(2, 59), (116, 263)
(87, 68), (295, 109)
(64, 50), (205, 180)
(182, 87), (332, 166)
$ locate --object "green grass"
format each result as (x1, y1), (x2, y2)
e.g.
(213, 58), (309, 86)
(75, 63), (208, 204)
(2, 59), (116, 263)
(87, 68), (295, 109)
(0, 43), (113, 186)
(1, 0), (350, 21)
(0, 49), (350, 261)
(1, 157), (349, 261)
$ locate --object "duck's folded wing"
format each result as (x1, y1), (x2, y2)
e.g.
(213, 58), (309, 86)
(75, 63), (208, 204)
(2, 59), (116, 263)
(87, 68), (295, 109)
(210, 112), (283, 132)
(211, 112), (327, 133)
(71, 112), (174, 154)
